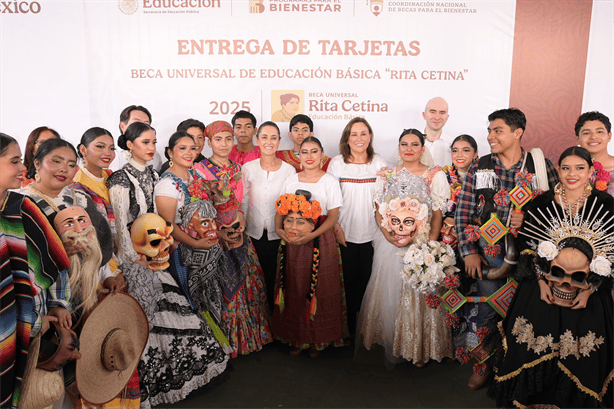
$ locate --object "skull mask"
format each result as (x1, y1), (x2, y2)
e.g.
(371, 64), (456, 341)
(545, 247), (590, 307)
(131, 213), (174, 271)
(384, 198), (423, 242)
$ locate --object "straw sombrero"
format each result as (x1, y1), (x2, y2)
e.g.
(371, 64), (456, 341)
(76, 293), (149, 405)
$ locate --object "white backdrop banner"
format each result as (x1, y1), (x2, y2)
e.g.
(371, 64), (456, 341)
(1, 0), (612, 164)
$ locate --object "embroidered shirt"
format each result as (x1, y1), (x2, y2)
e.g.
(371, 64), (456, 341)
(455, 151), (559, 258)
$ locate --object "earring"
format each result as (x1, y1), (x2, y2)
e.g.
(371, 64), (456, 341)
(82, 159), (88, 168)
(126, 150), (132, 159)
(169, 160), (174, 167)
(35, 172), (41, 183)
(299, 163), (304, 170)
(585, 181), (593, 194)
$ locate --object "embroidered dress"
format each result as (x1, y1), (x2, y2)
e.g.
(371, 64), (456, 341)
(357, 167), (454, 365)
(155, 170), (231, 353)
(193, 159), (272, 357)
(107, 158), (159, 265)
(121, 264), (229, 409)
(0, 192), (70, 408)
(272, 173), (349, 350)
(276, 149), (332, 172)
(489, 191), (614, 408)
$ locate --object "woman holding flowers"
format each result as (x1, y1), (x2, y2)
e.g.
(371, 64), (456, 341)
(273, 136), (348, 358)
(193, 120), (272, 358)
(357, 128), (453, 367)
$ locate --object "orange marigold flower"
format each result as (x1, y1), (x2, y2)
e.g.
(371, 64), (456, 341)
(299, 201), (311, 212)
(291, 202), (300, 213)
(596, 180), (608, 191)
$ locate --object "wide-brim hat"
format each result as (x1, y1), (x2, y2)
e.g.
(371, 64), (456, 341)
(19, 334), (64, 409)
(76, 293), (149, 405)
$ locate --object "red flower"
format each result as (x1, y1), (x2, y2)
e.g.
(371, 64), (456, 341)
(425, 293), (441, 309)
(445, 313), (460, 328)
(593, 161), (604, 171)
(464, 225), (481, 242)
(484, 245), (501, 258)
(455, 347), (472, 364)
(597, 169), (610, 181)
(476, 326), (490, 341)
(473, 362), (488, 376)
(444, 274), (461, 290)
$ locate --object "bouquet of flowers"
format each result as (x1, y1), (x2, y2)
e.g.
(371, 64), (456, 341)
(401, 239), (459, 294)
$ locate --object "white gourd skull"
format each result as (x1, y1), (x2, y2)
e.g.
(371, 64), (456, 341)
(131, 213), (174, 271)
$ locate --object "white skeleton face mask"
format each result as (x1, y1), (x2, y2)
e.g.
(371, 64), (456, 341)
(131, 213), (174, 271)
(546, 247), (590, 307)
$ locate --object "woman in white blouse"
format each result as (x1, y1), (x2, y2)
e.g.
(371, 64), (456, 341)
(242, 121), (295, 310)
(328, 117), (387, 335)
(272, 136), (348, 358)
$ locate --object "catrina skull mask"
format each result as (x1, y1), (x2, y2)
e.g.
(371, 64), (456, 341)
(546, 247), (590, 307)
(131, 213), (174, 271)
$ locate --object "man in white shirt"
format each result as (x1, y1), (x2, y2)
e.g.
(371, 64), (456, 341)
(109, 105), (163, 172)
(422, 97), (455, 167)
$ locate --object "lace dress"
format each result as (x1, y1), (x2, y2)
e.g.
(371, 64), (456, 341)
(357, 167), (454, 365)
(107, 158), (158, 266)
(122, 264), (229, 409)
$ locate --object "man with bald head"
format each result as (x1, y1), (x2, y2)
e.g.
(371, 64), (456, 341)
(422, 97), (454, 167)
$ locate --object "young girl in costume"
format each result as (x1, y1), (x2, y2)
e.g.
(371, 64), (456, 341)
(193, 120), (272, 357)
(357, 129), (453, 367)
(155, 132), (230, 351)
(107, 122), (159, 266)
(273, 136), (348, 358)
(1, 133), (71, 407)
(489, 147), (613, 408)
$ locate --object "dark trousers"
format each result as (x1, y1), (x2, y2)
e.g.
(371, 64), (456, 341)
(340, 241), (374, 335)
(250, 232), (281, 313)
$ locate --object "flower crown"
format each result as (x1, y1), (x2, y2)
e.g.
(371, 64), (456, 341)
(522, 199), (614, 277)
(276, 193), (322, 221)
